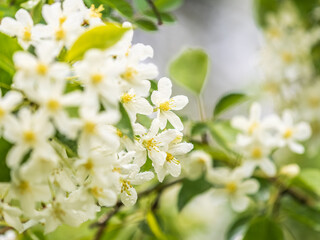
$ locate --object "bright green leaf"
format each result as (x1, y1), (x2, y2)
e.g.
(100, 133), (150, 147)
(146, 211), (165, 240)
(177, 176), (211, 211)
(65, 24), (129, 62)
(134, 18), (158, 31)
(133, 0), (149, 13)
(294, 169), (320, 196)
(154, 0), (183, 12)
(243, 217), (284, 240)
(0, 32), (22, 77)
(116, 102), (134, 141)
(227, 214), (252, 240)
(169, 48), (209, 95)
(104, 0), (133, 18)
(213, 92), (247, 118)
(143, 10), (175, 23)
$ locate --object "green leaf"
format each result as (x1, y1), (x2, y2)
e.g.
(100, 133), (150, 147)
(291, 0), (318, 27)
(65, 24), (129, 62)
(133, 0), (149, 13)
(177, 176), (211, 211)
(117, 102), (134, 141)
(213, 93), (247, 118)
(104, 0), (133, 18)
(281, 196), (320, 232)
(208, 122), (236, 154)
(253, 0), (278, 27)
(293, 169), (320, 196)
(154, 0), (183, 12)
(54, 131), (78, 157)
(142, 10), (176, 23)
(146, 210), (165, 240)
(227, 214), (251, 240)
(0, 32), (22, 77)
(134, 18), (158, 31)
(243, 217), (284, 240)
(169, 48), (209, 95)
(0, 138), (12, 182)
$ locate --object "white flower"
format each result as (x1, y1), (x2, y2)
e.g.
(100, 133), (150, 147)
(238, 141), (276, 177)
(114, 152), (154, 207)
(119, 43), (158, 96)
(0, 9), (38, 49)
(39, 0), (84, 48)
(4, 108), (54, 168)
(30, 80), (82, 139)
(120, 88), (153, 121)
(13, 42), (70, 92)
(0, 202), (23, 232)
(0, 90), (23, 129)
(207, 167), (259, 212)
(154, 132), (193, 182)
(183, 150), (212, 180)
(74, 49), (122, 106)
(279, 163), (300, 177)
(276, 110), (311, 154)
(151, 77), (188, 131)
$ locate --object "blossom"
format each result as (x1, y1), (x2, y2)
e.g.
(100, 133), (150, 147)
(275, 110), (311, 153)
(0, 9), (38, 49)
(151, 77), (188, 130)
(183, 150), (212, 180)
(207, 167), (259, 212)
(0, 90), (23, 129)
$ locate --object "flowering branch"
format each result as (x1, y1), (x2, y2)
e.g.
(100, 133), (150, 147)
(146, 0), (163, 25)
(92, 178), (183, 240)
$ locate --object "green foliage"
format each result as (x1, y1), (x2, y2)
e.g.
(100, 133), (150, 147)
(117, 102), (135, 141)
(281, 196), (320, 232)
(293, 169), (320, 196)
(146, 210), (166, 239)
(253, 0), (279, 27)
(104, 0), (134, 18)
(291, 0), (318, 26)
(65, 24), (130, 62)
(0, 32), (22, 77)
(227, 214), (252, 240)
(0, 138), (12, 182)
(213, 93), (247, 118)
(169, 48), (209, 95)
(54, 131), (78, 157)
(154, 0), (183, 12)
(243, 217), (284, 240)
(177, 176), (211, 211)
(134, 18), (158, 31)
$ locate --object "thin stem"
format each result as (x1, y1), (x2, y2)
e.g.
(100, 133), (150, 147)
(146, 0), (163, 25)
(197, 95), (206, 122)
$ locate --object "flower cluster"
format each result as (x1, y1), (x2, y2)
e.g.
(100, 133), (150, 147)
(0, 0), (192, 233)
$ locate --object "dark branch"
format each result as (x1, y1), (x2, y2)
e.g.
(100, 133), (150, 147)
(146, 0), (163, 25)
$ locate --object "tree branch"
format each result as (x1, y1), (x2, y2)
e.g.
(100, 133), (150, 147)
(146, 0), (163, 25)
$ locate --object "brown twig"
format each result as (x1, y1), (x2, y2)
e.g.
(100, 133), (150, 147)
(92, 178), (183, 240)
(146, 0), (163, 25)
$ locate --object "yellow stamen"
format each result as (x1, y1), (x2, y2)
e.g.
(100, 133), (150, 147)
(18, 180), (30, 193)
(283, 128), (293, 139)
(91, 73), (103, 85)
(159, 101), (171, 111)
(47, 99), (60, 112)
(226, 182), (237, 193)
(121, 93), (135, 104)
(248, 122), (259, 135)
(91, 186), (104, 198)
(59, 16), (67, 25)
(0, 107), (5, 118)
(282, 52), (294, 63)
(23, 131), (36, 143)
(251, 147), (262, 159)
(84, 121), (96, 134)
(121, 67), (138, 82)
(55, 28), (65, 40)
(36, 63), (48, 75)
(143, 138), (157, 151)
(84, 158), (93, 170)
(166, 152), (180, 164)
(22, 27), (32, 42)
(89, 4), (104, 18)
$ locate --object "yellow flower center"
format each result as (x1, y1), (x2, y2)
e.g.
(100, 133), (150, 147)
(47, 99), (60, 112)
(0, 107), (5, 118)
(248, 121), (259, 135)
(308, 96), (320, 108)
(283, 128), (293, 139)
(226, 182), (237, 193)
(91, 186), (104, 197)
(116, 129), (123, 137)
(267, 27), (280, 39)
(23, 130), (36, 143)
(84, 121), (96, 134)
(36, 63), (48, 75)
(121, 67), (138, 82)
(91, 73), (103, 85)
(159, 101), (171, 111)
(84, 158), (94, 170)
(18, 180), (30, 193)
(22, 27), (32, 42)
(59, 16), (67, 25)
(251, 147), (263, 159)
(55, 27), (65, 40)
(282, 52), (294, 63)
(143, 138), (157, 151)
(166, 152), (180, 164)
(89, 4), (104, 18)
(121, 179), (132, 195)
(121, 93), (135, 103)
